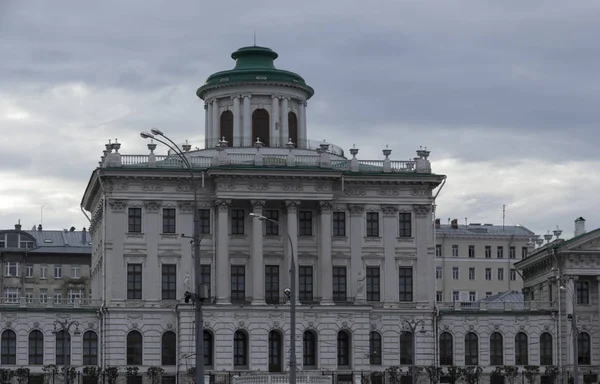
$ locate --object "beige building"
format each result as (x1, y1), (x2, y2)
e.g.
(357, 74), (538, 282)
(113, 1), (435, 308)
(435, 218), (537, 303)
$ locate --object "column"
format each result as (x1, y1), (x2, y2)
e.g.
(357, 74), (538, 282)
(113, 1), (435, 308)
(298, 101), (306, 148)
(212, 99), (219, 144)
(206, 101), (213, 148)
(565, 276), (576, 367)
(243, 95), (252, 146)
(233, 96), (241, 147)
(597, 277), (600, 325)
(414, 204), (434, 305)
(204, 102), (210, 148)
(271, 96), (280, 147)
(349, 204), (364, 301)
(281, 97), (289, 147)
(383, 205), (399, 304)
(251, 200), (266, 305)
(215, 200), (231, 304)
(285, 201), (300, 303)
(319, 201), (333, 304)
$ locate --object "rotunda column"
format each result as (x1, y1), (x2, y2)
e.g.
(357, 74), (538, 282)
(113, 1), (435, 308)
(206, 101), (213, 148)
(243, 95), (252, 146)
(299, 101), (307, 148)
(271, 95), (280, 147)
(281, 97), (289, 147)
(233, 96), (241, 146)
(212, 99), (219, 145)
(204, 102), (210, 148)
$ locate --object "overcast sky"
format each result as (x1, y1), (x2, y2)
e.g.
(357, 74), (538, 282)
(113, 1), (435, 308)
(1, 1), (598, 238)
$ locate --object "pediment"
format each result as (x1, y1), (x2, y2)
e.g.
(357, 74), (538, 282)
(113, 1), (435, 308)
(563, 229), (600, 252)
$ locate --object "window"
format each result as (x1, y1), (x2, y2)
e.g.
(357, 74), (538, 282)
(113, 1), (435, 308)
(265, 265), (280, 304)
(4, 262), (19, 277)
(333, 267), (347, 302)
(435, 244), (442, 258)
(540, 333), (553, 365)
(161, 331), (176, 366)
(452, 267), (459, 280)
(71, 266), (80, 279)
(303, 331), (317, 368)
(400, 332), (413, 365)
(198, 209), (211, 234)
(469, 291), (476, 302)
(40, 289), (47, 304)
(204, 331), (213, 367)
(464, 332), (478, 366)
(4, 288), (19, 304)
(25, 265), (33, 278)
(522, 247), (528, 259)
(40, 265), (47, 279)
(509, 246), (516, 259)
(452, 291), (459, 302)
(436, 291), (443, 302)
(25, 289), (33, 303)
(337, 331), (351, 367)
(576, 281), (590, 304)
(20, 241), (34, 249)
(485, 268), (492, 280)
(510, 269), (517, 281)
(55, 330), (71, 365)
(299, 211), (313, 236)
(162, 264), (177, 300)
(366, 266), (380, 302)
(0, 240), (4, 248)
(231, 265), (246, 303)
(127, 264), (143, 299)
(288, 111), (298, 146)
(268, 331), (283, 372)
(333, 212), (346, 237)
(497, 268), (504, 281)
(497, 246), (504, 259)
(451, 245), (458, 257)
(220, 110), (234, 146)
(515, 332), (528, 365)
(29, 330), (44, 365)
(468, 245), (475, 258)
(399, 267), (413, 302)
(299, 266), (313, 303)
(127, 331), (143, 365)
(366, 212), (379, 237)
(162, 208), (176, 234)
(578, 332), (591, 365)
(485, 246), (491, 258)
(490, 332), (504, 366)
(486, 292), (493, 298)
(201, 264), (211, 300)
(439, 332), (453, 365)
(369, 331), (382, 365)
(68, 289), (83, 303)
(54, 290), (62, 304)
(265, 210), (279, 236)
(398, 213), (412, 237)
(234, 331), (248, 367)
(252, 108), (270, 146)
(54, 265), (62, 278)
(83, 331), (98, 366)
(436, 267), (443, 279)
(231, 209), (245, 235)
(1, 330), (16, 365)
(128, 208), (142, 233)
(468, 268), (475, 280)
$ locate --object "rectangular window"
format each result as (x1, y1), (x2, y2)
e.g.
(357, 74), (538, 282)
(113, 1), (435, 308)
(198, 209), (211, 234)
(451, 245), (459, 257)
(54, 266), (62, 278)
(231, 209), (245, 235)
(366, 212), (379, 237)
(265, 265), (280, 304)
(299, 266), (313, 303)
(265, 210), (279, 236)
(436, 291), (443, 302)
(398, 213), (412, 237)
(67, 289), (83, 303)
(509, 246), (516, 259)
(485, 268), (492, 280)
(71, 266), (80, 279)
(25, 289), (33, 303)
(332, 212), (346, 237)
(366, 266), (380, 302)
(4, 288), (19, 303)
(486, 292), (493, 298)
(200, 264), (211, 299)
(510, 269), (517, 281)
(333, 266), (347, 302)
(485, 246), (491, 258)
(452, 291), (459, 302)
(231, 265), (246, 303)
(398, 267), (413, 302)
(497, 246), (504, 259)
(0, 240), (4, 248)
(4, 262), (19, 277)
(469, 268), (475, 280)
(299, 211), (313, 236)
(522, 246), (528, 259)
(20, 241), (34, 249)
(127, 264), (143, 299)
(162, 208), (176, 234)
(497, 268), (504, 281)
(40, 289), (47, 304)
(40, 265), (47, 279)
(469, 291), (476, 302)
(576, 281), (590, 305)
(468, 245), (475, 258)
(54, 291), (62, 304)
(435, 244), (442, 258)
(436, 267), (443, 279)
(162, 264), (177, 300)
(128, 208), (142, 233)
(452, 267), (459, 280)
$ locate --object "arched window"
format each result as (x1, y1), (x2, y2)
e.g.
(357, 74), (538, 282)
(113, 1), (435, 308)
(540, 332), (553, 365)
(1, 330), (16, 365)
(515, 332), (528, 365)
(268, 330), (283, 372)
(204, 331), (214, 368)
(127, 330), (143, 365)
(490, 332), (504, 366)
(252, 109), (270, 147)
(337, 330), (351, 368)
(288, 111), (298, 147)
(578, 332), (591, 365)
(29, 330), (44, 365)
(55, 330), (71, 365)
(161, 331), (176, 366)
(303, 330), (317, 368)
(219, 110), (233, 147)
(439, 332), (453, 365)
(234, 330), (248, 368)
(464, 332), (479, 366)
(369, 331), (382, 365)
(400, 331), (413, 365)
(83, 331), (98, 366)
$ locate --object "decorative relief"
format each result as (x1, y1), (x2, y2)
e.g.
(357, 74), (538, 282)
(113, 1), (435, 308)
(238, 320), (245, 327)
(282, 183), (303, 191)
(251, 200), (266, 213)
(348, 204), (364, 215)
(378, 188), (400, 197)
(274, 321), (279, 327)
(413, 204), (431, 217)
(144, 200), (161, 213)
(342, 321), (348, 328)
(411, 189), (428, 196)
(308, 321), (314, 327)
(316, 183), (333, 192)
(285, 200), (300, 212)
(251, 95), (272, 107)
(167, 323), (173, 330)
(176, 181), (192, 192)
(106, 182), (129, 192)
(219, 98), (233, 108)
(217, 183), (236, 191)
(132, 323), (138, 329)
(319, 201), (333, 212)
(345, 187), (366, 196)
(34, 322), (40, 328)
(142, 183), (163, 192)
(178, 201), (194, 213)
(215, 200), (231, 212)
(382, 205), (398, 216)
(248, 183), (269, 191)
(109, 199), (127, 211)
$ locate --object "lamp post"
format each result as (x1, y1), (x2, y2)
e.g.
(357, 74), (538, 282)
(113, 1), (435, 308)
(141, 129), (206, 384)
(400, 318), (426, 384)
(249, 213), (297, 384)
(552, 272), (579, 384)
(53, 320), (80, 384)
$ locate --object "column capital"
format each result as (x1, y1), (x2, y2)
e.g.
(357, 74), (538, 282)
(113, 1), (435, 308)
(285, 200), (301, 212)
(251, 200), (266, 214)
(271, 95), (281, 100)
(212, 98), (219, 105)
(413, 204), (431, 218)
(564, 275), (579, 282)
(382, 205), (398, 216)
(242, 94), (252, 99)
(144, 200), (161, 213)
(214, 199), (231, 212)
(348, 204), (364, 216)
(319, 201), (333, 212)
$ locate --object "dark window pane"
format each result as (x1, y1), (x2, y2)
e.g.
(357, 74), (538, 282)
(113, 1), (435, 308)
(515, 332), (528, 365)
(161, 331), (176, 366)
(231, 209), (245, 235)
(201, 264), (212, 300)
(128, 208), (142, 233)
(439, 332), (453, 365)
(162, 208), (176, 234)
(370, 332), (382, 365)
(398, 267), (413, 302)
(303, 331), (317, 367)
(299, 211), (313, 236)
(161, 264), (177, 300)
(198, 209), (211, 235)
(366, 267), (380, 302)
(490, 332), (504, 366)
(299, 266), (313, 303)
(265, 210), (279, 236)
(126, 331), (143, 365)
(366, 212), (379, 237)
(400, 332), (413, 365)
(333, 212), (346, 237)
(55, 330), (71, 366)
(398, 213), (412, 237)
(333, 267), (347, 302)
(1, 330), (17, 365)
(234, 331), (248, 367)
(127, 264), (143, 300)
(231, 266), (246, 303)
(540, 333), (553, 365)
(29, 330), (44, 365)
(204, 331), (213, 367)
(265, 265), (280, 304)
(83, 331), (98, 366)
(337, 331), (351, 367)
(464, 332), (479, 366)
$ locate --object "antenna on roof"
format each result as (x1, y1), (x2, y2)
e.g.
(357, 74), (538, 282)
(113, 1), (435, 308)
(253, 30), (256, 46)
(502, 205), (506, 230)
(41, 205), (45, 228)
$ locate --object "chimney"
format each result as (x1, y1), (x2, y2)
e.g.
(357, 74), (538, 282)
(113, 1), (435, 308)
(435, 218), (441, 229)
(14, 220), (21, 231)
(575, 217), (586, 237)
(82, 227), (87, 244)
(37, 224), (42, 231)
(451, 219), (458, 229)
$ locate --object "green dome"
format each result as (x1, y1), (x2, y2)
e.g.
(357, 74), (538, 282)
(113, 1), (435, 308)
(196, 46), (314, 99)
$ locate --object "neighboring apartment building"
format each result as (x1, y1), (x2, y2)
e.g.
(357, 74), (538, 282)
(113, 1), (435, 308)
(435, 219), (536, 302)
(0, 223), (92, 305)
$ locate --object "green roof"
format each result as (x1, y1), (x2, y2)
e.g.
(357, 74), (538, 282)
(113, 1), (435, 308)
(196, 46), (314, 99)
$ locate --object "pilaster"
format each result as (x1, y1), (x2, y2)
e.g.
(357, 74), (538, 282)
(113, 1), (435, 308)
(383, 205), (398, 304)
(251, 200), (266, 305)
(285, 200), (300, 303)
(414, 204), (433, 305)
(242, 95), (252, 146)
(319, 201), (333, 304)
(348, 204), (364, 302)
(215, 199), (231, 304)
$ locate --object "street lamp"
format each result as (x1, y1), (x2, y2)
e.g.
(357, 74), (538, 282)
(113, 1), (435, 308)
(140, 129), (207, 384)
(249, 213), (297, 384)
(400, 318), (426, 384)
(558, 279), (580, 384)
(53, 320), (80, 384)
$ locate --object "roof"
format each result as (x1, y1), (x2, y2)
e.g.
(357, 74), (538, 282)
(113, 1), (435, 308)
(196, 46), (314, 99)
(480, 291), (524, 302)
(0, 228), (91, 254)
(436, 223), (535, 237)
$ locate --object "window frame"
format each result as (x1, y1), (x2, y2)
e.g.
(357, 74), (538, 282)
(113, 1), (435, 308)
(234, 331), (248, 368)
(298, 211), (313, 236)
(126, 331), (143, 366)
(439, 332), (453, 365)
(400, 332), (413, 365)
(337, 331), (351, 368)
(540, 332), (553, 366)
(265, 210), (279, 236)
(83, 331), (98, 366)
(332, 212), (346, 237)
(198, 209), (211, 235)
(490, 332), (504, 366)
(576, 281), (590, 304)
(299, 266), (314, 303)
(333, 266), (347, 302)
(265, 265), (280, 304)
(303, 331), (317, 368)
(128, 207), (142, 233)
(162, 208), (176, 234)
(366, 212), (379, 237)
(127, 263), (143, 300)
(366, 266), (380, 302)
(515, 332), (529, 365)
(28, 330), (44, 365)
(398, 267), (413, 302)
(1, 329), (17, 365)
(161, 331), (177, 366)
(231, 265), (246, 303)
(398, 213), (412, 238)
(161, 264), (177, 300)
(55, 330), (71, 366)
(231, 209), (245, 235)
(464, 332), (479, 366)
(369, 331), (382, 365)
(468, 245), (475, 258)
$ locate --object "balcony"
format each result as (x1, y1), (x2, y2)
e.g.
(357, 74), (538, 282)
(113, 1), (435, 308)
(0, 297), (102, 309)
(437, 301), (555, 312)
